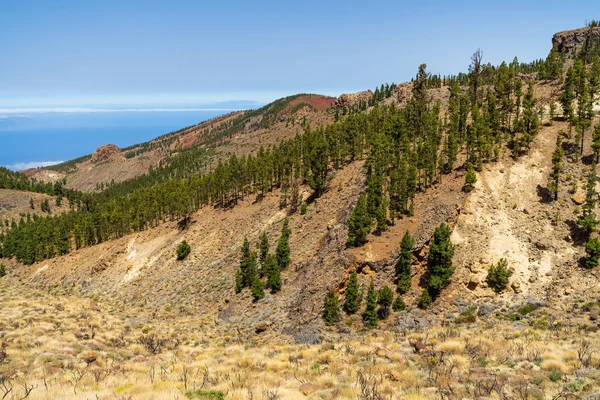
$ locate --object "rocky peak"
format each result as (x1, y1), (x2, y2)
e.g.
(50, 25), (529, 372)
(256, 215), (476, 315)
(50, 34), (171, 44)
(91, 144), (121, 163)
(552, 25), (600, 54)
(333, 90), (373, 109)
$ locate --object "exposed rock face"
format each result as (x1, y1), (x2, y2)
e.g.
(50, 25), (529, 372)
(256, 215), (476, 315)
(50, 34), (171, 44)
(334, 90), (373, 109)
(392, 82), (413, 108)
(552, 26), (600, 54)
(91, 144), (121, 163)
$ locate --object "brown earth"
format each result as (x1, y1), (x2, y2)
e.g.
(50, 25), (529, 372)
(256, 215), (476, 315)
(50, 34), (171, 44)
(0, 189), (71, 228)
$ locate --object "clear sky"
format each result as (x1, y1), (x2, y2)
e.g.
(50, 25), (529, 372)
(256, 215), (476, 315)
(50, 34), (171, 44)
(1, 0), (599, 108)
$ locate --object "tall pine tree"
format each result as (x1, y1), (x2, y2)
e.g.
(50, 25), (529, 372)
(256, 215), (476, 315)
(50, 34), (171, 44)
(396, 231), (414, 294)
(343, 272), (362, 314)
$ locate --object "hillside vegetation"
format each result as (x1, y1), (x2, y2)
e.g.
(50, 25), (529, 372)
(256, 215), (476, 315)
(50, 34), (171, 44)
(1, 22), (600, 399)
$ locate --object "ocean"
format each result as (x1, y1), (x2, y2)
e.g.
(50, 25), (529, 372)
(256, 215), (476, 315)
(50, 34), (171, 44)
(0, 110), (231, 170)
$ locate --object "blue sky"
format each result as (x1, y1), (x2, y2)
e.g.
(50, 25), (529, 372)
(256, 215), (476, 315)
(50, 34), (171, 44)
(1, 0), (599, 108)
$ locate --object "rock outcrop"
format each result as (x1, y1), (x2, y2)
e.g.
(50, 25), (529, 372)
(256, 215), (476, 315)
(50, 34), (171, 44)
(91, 144), (121, 163)
(334, 90), (373, 109)
(552, 26), (600, 54)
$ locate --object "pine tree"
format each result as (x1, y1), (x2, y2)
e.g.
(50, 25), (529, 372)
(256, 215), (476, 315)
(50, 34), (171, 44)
(463, 164), (477, 192)
(585, 237), (600, 268)
(392, 295), (406, 311)
(578, 164), (599, 236)
(235, 270), (244, 294)
(418, 289), (433, 309)
(549, 102), (556, 125)
(561, 67), (576, 135)
(276, 218), (291, 270)
(238, 237), (259, 290)
(593, 124), (600, 164)
(468, 49), (483, 107)
(304, 127), (330, 197)
(377, 286), (394, 319)
(264, 253), (281, 293)
(347, 193), (373, 247)
(521, 80), (539, 152)
(548, 135), (564, 201)
(396, 231), (413, 294)
(487, 258), (513, 293)
(250, 277), (265, 302)
(427, 223), (456, 299)
(343, 271), (362, 314)
(258, 231), (269, 265)
(362, 282), (378, 329)
(29, 198), (34, 210)
(322, 289), (340, 326)
(176, 240), (191, 260)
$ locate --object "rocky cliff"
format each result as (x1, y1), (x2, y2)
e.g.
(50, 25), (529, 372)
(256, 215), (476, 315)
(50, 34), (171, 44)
(91, 144), (122, 163)
(552, 25), (600, 54)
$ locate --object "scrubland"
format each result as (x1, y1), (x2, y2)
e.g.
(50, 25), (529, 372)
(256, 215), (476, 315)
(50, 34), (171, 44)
(1, 279), (599, 400)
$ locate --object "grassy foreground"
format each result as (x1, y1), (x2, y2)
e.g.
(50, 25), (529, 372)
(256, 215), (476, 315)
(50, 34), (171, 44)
(0, 279), (599, 399)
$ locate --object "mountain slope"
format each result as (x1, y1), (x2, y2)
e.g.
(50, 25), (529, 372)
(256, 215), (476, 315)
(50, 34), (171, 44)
(26, 94), (337, 192)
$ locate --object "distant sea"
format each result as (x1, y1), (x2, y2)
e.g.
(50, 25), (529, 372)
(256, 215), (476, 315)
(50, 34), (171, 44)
(0, 109), (234, 170)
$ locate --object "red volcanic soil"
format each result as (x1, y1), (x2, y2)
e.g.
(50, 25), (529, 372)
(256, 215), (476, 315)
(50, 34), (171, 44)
(289, 95), (337, 112)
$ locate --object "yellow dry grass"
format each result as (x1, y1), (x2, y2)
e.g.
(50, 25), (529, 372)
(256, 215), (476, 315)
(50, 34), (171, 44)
(0, 280), (599, 399)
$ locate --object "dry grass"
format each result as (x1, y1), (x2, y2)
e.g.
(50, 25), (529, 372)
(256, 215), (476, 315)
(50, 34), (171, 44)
(0, 279), (599, 399)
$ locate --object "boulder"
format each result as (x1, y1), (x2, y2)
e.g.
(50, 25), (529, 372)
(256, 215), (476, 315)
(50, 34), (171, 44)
(572, 193), (586, 205)
(299, 383), (317, 395)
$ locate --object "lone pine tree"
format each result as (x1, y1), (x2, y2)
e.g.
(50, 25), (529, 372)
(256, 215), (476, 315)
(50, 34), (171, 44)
(426, 223), (456, 301)
(176, 240), (191, 260)
(396, 231), (414, 294)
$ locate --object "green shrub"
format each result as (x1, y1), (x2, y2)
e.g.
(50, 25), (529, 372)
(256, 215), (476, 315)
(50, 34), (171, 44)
(0, 263), (5, 278)
(177, 240), (191, 260)
(487, 258), (513, 292)
(456, 306), (477, 324)
(300, 202), (307, 215)
(185, 390), (225, 400)
(549, 369), (563, 382)
(518, 303), (541, 316)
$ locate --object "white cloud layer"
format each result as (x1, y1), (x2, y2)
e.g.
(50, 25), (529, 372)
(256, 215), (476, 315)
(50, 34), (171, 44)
(0, 107), (238, 115)
(5, 160), (64, 171)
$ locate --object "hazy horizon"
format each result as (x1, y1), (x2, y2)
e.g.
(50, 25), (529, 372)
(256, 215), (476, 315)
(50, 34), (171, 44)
(2, 0), (599, 169)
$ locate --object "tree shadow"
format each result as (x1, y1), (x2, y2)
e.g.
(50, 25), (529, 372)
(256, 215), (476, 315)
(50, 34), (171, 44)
(536, 184), (554, 204)
(252, 192), (266, 205)
(576, 255), (588, 269)
(582, 154), (596, 166)
(305, 189), (324, 205)
(565, 219), (588, 246)
(562, 141), (578, 156)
